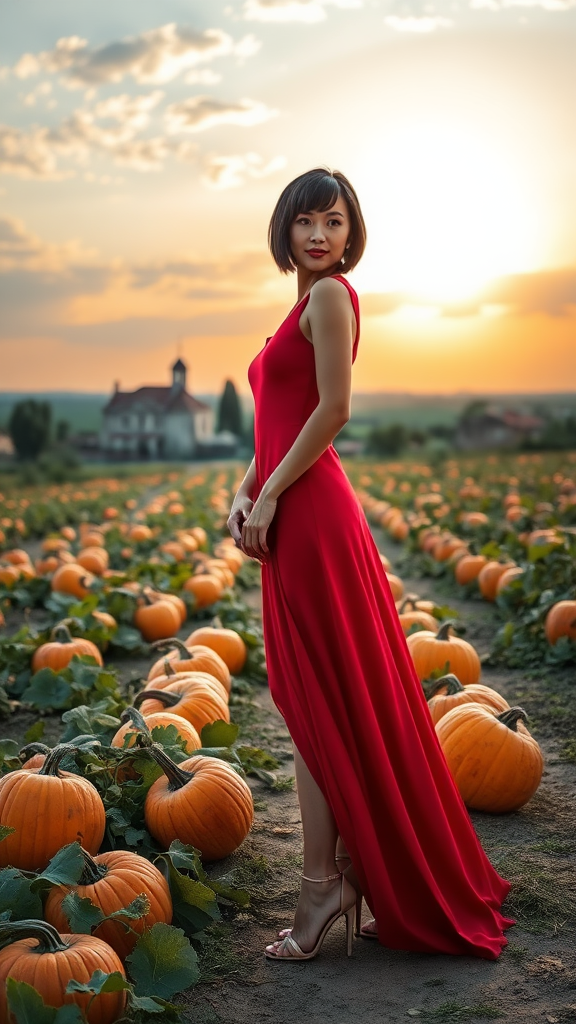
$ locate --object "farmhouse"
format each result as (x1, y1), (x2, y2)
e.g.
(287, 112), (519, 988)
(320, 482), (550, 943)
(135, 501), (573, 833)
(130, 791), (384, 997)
(100, 358), (214, 460)
(456, 406), (544, 451)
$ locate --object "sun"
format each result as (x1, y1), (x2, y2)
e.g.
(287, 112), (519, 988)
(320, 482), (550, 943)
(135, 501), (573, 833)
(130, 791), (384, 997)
(353, 121), (542, 303)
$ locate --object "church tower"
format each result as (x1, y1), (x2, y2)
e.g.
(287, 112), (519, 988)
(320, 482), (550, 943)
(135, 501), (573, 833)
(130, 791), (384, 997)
(171, 357), (187, 393)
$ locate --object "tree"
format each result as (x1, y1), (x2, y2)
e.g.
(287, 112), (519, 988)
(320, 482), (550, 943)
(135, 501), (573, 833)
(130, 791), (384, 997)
(55, 419), (70, 443)
(8, 399), (51, 460)
(366, 424), (407, 457)
(217, 380), (243, 436)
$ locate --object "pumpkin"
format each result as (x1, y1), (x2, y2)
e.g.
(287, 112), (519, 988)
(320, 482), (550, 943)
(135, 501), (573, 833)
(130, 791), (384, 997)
(0, 919), (126, 1024)
(134, 678), (230, 734)
(134, 596), (182, 642)
(431, 535), (467, 562)
(396, 597), (437, 636)
(183, 574), (223, 609)
(407, 621), (481, 685)
(189, 525), (208, 547)
(495, 566), (524, 595)
(44, 848), (173, 960)
(477, 561), (515, 602)
(385, 572), (404, 601)
(185, 623), (247, 674)
(111, 705), (201, 753)
(31, 622), (103, 673)
(454, 554), (487, 586)
(147, 639), (231, 695)
(144, 661), (228, 701)
(144, 746), (254, 861)
(435, 705), (543, 812)
(426, 673), (509, 725)
(51, 563), (95, 599)
(80, 530), (106, 548)
(77, 546), (109, 575)
(129, 524), (153, 542)
(92, 609), (118, 631)
(3, 548), (30, 566)
(544, 600), (576, 645)
(143, 588), (187, 626)
(0, 744), (106, 871)
(0, 566), (20, 587)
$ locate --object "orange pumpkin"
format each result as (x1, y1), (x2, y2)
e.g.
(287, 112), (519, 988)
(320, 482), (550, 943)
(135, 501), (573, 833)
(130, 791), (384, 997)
(0, 744), (106, 871)
(135, 677), (230, 734)
(144, 747), (254, 861)
(454, 554), (487, 586)
(134, 597), (182, 642)
(397, 597), (437, 636)
(51, 563), (95, 599)
(44, 848), (173, 960)
(544, 600), (576, 645)
(185, 623), (247, 674)
(0, 920), (126, 1024)
(435, 705), (543, 812)
(385, 572), (404, 601)
(144, 588), (187, 626)
(495, 566), (524, 595)
(426, 673), (509, 725)
(477, 561), (515, 602)
(31, 622), (103, 672)
(77, 546), (109, 575)
(111, 705), (201, 753)
(183, 574), (223, 609)
(407, 621), (481, 685)
(148, 638), (231, 695)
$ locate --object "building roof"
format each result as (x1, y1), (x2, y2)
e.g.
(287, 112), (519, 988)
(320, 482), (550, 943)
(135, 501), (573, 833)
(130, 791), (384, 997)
(172, 358), (186, 371)
(103, 386), (210, 415)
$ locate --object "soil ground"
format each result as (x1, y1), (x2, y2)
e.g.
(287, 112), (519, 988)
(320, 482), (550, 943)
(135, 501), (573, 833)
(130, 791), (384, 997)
(3, 529), (576, 1024)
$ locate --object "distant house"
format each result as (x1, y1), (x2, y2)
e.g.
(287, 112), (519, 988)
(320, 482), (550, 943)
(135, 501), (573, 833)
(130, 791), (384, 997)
(0, 432), (14, 460)
(456, 406), (544, 451)
(100, 358), (215, 460)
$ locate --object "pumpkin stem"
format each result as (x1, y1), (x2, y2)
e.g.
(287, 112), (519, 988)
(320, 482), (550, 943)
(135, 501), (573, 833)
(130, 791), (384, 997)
(49, 622), (75, 644)
(150, 638), (190, 658)
(0, 919), (69, 953)
(436, 621), (455, 641)
(427, 674), (465, 698)
(79, 848), (107, 885)
(133, 689), (180, 710)
(211, 615), (223, 630)
(497, 706), (529, 732)
(146, 742), (194, 790)
(19, 742), (51, 764)
(37, 743), (78, 776)
(398, 597), (417, 613)
(119, 706), (153, 741)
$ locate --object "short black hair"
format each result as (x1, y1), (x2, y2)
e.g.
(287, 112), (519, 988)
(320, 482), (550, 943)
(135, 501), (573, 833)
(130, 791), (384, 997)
(268, 167), (367, 275)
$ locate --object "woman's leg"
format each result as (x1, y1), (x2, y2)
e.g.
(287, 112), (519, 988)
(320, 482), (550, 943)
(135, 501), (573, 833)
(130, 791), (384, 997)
(266, 743), (351, 956)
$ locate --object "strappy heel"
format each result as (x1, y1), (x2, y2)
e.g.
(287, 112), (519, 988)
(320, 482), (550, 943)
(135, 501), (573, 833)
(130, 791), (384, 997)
(335, 853), (378, 939)
(264, 871), (356, 961)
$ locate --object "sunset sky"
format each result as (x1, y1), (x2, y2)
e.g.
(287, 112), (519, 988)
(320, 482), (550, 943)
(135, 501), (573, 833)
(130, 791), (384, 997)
(1, 0), (575, 396)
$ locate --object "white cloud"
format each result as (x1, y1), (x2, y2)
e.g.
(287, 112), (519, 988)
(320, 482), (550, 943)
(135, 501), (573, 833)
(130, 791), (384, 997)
(183, 68), (222, 85)
(92, 91), (165, 130)
(384, 14), (453, 30)
(243, 0), (361, 21)
(3, 23), (258, 89)
(165, 96), (277, 133)
(203, 151), (287, 188)
(0, 124), (62, 180)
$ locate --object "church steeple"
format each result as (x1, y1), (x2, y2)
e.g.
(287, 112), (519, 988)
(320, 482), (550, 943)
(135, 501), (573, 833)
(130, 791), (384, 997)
(171, 357), (187, 393)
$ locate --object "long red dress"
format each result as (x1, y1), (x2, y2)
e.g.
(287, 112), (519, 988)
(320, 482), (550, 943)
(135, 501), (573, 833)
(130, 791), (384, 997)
(247, 274), (514, 959)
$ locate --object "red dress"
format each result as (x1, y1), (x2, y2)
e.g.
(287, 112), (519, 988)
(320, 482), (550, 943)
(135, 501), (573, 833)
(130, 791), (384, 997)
(247, 274), (514, 958)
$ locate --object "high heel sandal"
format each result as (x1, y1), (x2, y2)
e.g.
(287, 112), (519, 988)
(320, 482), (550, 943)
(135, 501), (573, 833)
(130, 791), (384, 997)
(335, 853), (378, 940)
(264, 871), (356, 961)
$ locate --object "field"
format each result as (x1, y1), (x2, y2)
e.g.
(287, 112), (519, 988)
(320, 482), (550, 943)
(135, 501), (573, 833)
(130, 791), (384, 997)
(0, 451), (575, 1023)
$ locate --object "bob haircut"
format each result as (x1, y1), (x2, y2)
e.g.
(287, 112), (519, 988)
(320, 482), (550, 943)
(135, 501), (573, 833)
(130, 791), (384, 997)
(268, 167), (367, 275)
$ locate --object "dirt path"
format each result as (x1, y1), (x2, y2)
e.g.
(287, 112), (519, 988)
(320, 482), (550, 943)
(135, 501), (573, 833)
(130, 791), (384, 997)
(183, 533), (576, 1024)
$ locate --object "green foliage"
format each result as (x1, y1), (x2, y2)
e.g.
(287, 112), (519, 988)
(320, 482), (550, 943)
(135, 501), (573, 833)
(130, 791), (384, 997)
(216, 380), (243, 437)
(7, 979), (84, 1024)
(366, 423), (408, 457)
(20, 657), (126, 714)
(126, 922), (200, 999)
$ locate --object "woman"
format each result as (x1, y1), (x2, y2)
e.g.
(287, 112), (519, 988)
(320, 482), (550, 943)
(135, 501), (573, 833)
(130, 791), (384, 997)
(226, 167), (514, 962)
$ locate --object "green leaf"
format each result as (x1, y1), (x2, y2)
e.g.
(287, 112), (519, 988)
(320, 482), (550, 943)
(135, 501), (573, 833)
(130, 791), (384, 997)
(0, 825), (16, 843)
(166, 863), (220, 932)
(107, 893), (150, 922)
(66, 970), (130, 996)
(0, 868), (43, 920)
(21, 670), (72, 710)
(126, 922), (199, 998)
(6, 978), (60, 1024)
(236, 746), (280, 772)
(61, 892), (105, 933)
(37, 842), (84, 887)
(0, 739), (19, 757)
(60, 702), (121, 743)
(528, 542), (556, 563)
(23, 720), (45, 743)
(128, 994), (179, 1016)
(200, 721), (239, 748)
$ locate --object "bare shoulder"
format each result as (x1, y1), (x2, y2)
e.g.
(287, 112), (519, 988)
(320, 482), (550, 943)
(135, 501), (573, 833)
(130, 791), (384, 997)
(308, 275), (353, 308)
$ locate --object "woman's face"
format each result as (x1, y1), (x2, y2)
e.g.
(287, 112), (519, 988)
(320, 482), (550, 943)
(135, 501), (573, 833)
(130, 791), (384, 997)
(289, 199), (351, 273)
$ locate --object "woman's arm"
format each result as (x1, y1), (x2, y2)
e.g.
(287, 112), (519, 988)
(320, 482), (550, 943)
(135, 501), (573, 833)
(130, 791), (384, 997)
(236, 456), (257, 501)
(241, 277), (355, 560)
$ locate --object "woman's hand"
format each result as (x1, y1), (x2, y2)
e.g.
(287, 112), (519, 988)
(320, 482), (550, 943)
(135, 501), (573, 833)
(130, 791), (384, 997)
(227, 494), (254, 549)
(241, 492), (277, 563)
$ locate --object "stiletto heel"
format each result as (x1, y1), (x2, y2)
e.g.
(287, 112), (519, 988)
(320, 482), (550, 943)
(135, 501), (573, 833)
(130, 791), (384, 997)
(355, 891), (363, 937)
(345, 904), (354, 957)
(264, 871), (356, 961)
